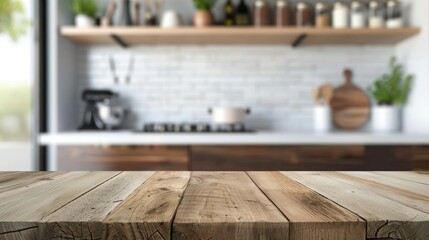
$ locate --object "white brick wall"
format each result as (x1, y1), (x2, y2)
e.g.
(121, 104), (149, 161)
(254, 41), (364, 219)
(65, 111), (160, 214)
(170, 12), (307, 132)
(76, 45), (393, 131)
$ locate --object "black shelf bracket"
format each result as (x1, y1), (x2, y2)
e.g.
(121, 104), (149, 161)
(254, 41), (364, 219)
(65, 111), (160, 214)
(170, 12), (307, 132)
(110, 34), (129, 48)
(292, 33), (307, 48)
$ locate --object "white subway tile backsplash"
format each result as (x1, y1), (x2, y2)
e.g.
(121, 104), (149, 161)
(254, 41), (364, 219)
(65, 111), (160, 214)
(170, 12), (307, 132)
(76, 45), (393, 131)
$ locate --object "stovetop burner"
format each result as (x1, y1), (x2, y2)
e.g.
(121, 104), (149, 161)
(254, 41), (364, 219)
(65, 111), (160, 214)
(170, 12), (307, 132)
(142, 123), (253, 133)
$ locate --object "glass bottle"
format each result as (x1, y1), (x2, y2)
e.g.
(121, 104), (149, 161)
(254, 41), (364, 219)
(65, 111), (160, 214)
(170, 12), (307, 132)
(332, 1), (349, 29)
(235, 0), (251, 26)
(315, 2), (330, 28)
(351, 1), (367, 29)
(254, 0), (270, 27)
(369, 0), (385, 28)
(386, 0), (403, 28)
(296, 2), (313, 28)
(224, 0), (235, 26)
(119, 0), (133, 26)
(276, 0), (291, 27)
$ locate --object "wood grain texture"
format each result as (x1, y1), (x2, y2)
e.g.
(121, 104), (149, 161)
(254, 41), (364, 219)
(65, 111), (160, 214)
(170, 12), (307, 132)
(191, 146), (366, 171)
(0, 172), (120, 239)
(56, 145), (429, 171)
(342, 172), (429, 198)
(0, 172), (120, 219)
(42, 171), (155, 239)
(248, 172), (365, 240)
(0, 172), (428, 240)
(173, 172), (289, 240)
(326, 172), (429, 214)
(283, 172), (429, 240)
(330, 70), (370, 130)
(104, 171), (191, 240)
(0, 172), (65, 194)
(373, 171), (429, 184)
(60, 27), (420, 46)
(58, 146), (190, 171)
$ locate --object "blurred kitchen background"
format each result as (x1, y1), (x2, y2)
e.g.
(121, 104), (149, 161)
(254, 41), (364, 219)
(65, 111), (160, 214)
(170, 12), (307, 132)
(1, 0), (428, 171)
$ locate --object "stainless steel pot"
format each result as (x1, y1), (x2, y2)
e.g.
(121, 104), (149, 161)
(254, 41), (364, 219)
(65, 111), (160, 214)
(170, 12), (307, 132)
(208, 107), (251, 125)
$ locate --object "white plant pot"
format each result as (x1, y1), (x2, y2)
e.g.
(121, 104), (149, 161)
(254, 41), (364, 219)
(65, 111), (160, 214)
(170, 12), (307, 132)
(75, 14), (96, 28)
(372, 106), (402, 133)
(313, 105), (332, 133)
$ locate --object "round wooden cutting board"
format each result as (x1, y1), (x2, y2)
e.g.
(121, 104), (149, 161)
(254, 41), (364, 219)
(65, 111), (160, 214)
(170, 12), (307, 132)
(330, 69), (370, 130)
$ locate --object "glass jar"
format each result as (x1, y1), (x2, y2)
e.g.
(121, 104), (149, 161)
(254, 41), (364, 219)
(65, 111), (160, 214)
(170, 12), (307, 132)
(369, 0), (385, 28)
(315, 2), (330, 28)
(254, 0), (270, 27)
(350, 1), (367, 29)
(386, 0), (403, 28)
(276, 0), (291, 27)
(332, 1), (349, 29)
(296, 2), (313, 27)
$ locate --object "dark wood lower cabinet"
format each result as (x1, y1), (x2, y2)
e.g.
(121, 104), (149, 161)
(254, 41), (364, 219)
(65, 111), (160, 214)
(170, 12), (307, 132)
(57, 145), (429, 171)
(190, 146), (367, 171)
(58, 146), (190, 171)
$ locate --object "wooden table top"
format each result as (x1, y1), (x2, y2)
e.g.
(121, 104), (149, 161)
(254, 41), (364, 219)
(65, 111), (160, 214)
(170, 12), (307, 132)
(0, 172), (427, 240)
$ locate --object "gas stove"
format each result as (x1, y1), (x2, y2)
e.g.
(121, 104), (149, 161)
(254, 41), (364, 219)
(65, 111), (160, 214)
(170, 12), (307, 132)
(141, 123), (253, 133)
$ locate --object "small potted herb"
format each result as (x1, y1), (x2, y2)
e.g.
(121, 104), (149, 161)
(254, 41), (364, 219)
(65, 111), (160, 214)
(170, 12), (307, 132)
(72, 0), (99, 28)
(367, 57), (413, 133)
(192, 0), (216, 27)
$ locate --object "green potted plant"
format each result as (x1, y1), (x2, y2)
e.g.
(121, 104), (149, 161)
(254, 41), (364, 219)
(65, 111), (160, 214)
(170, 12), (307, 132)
(367, 57), (413, 133)
(0, 0), (29, 41)
(72, 0), (99, 28)
(192, 0), (215, 27)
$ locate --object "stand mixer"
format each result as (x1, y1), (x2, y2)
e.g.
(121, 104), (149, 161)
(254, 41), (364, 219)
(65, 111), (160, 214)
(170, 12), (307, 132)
(79, 89), (118, 130)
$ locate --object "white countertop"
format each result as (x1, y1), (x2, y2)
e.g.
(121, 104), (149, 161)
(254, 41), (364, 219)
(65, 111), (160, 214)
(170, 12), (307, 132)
(39, 131), (429, 146)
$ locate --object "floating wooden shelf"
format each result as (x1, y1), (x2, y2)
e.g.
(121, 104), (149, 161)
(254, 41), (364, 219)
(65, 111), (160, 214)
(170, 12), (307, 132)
(61, 27), (420, 48)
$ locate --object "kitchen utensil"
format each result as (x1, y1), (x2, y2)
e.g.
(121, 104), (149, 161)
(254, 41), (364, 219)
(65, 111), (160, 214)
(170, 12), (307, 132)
(125, 56), (135, 84)
(98, 98), (128, 130)
(79, 89), (117, 130)
(102, 1), (117, 27)
(312, 88), (322, 105)
(109, 56), (119, 84)
(208, 107), (251, 125)
(321, 83), (334, 105)
(161, 10), (183, 28)
(313, 84), (333, 105)
(330, 69), (370, 130)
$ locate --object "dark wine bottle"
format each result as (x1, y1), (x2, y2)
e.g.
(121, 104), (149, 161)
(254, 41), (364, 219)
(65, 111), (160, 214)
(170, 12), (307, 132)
(124, 0), (132, 26)
(224, 0), (235, 26)
(235, 0), (250, 26)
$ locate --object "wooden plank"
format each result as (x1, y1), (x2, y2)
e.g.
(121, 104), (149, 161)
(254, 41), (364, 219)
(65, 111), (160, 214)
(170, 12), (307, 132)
(325, 172), (429, 214)
(342, 172), (429, 198)
(173, 172), (289, 240)
(0, 172), (21, 180)
(103, 171), (190, 240)
(41, 171), (155, 239)
(0, 172), (66, 194)
(0, 172), (42, 185)
(248, 172), (365, 240)
(283, 172), (429, 240)
(0, 172), (121, 217)
(373, 172), (429, 185)
(0, 172), (120, 238)
(61, 27), (420, 46)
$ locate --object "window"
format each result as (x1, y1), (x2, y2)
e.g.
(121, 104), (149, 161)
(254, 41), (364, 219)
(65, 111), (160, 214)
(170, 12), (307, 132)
(0, 0), (34, 170)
